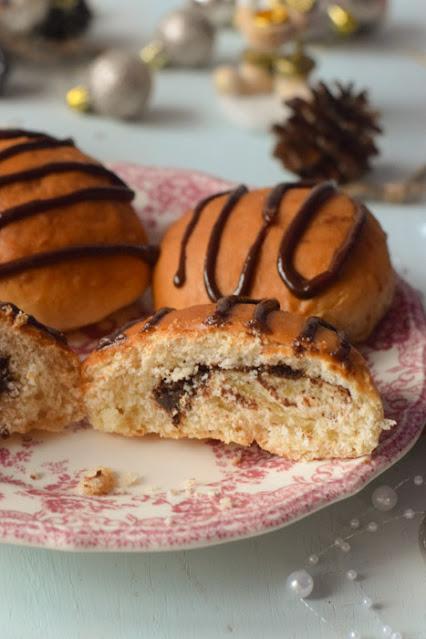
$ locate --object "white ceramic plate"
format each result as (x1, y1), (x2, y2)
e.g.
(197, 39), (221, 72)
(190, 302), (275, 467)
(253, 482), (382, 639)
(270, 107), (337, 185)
(0, 165), (424, 552)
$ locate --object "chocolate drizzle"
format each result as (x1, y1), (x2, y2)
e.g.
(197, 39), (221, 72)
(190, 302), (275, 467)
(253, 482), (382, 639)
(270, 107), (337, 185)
(174, 180), (366, 301)
(0, 186), (134, 231)
(141, 307), (175, 332)
(0, 161), (127, 188)
(204, 185), (248, 300)
(0, 127), (158, 278)
(277, 181), (366, 298)
(0, 137), (75, 163)
(173, 189), (231, 287)
(294, 316), (351, 362)
(97, 307), (175, 350)
(0, 301), (67, 344)
(0, 244), (159, 280)
(247, 298), (280, 333)
(204, 295), (280, 333)
(204, 295), (259, 326)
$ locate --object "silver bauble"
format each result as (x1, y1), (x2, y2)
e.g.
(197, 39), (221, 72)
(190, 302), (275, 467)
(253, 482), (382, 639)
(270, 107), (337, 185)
(0, 0), (49, 34)
(88, 50), (152, 120)
(189, 0), (235, 27)
(156, 8), (215, 67)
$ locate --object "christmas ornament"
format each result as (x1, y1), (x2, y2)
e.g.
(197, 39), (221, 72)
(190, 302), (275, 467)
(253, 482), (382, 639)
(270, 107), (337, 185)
(286, 570), (314, 598)
(67, 50), (153, 120)
(0, 0), (49, 34)
(235, 2), (298, 52)
(272, 81), (382, 183)
(37, 0), (92, 40)
(273, 41), (315, 101)
(142, 8), (215, 68)
(188, 0), (236, 27)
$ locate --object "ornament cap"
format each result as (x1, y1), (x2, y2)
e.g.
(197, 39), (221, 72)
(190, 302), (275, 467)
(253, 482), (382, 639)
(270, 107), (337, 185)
(66, 84), (90, 112)
(140, 40), (168, 69)
(327, 4), (358, 35)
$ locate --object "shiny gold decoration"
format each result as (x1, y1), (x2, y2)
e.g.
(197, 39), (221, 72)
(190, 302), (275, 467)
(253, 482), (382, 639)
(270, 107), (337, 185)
(66, 85), (90, 112)
(284, 0), (316, 13)
(327, 4), (358, 34)
(253, 6), (289, 27)
(140, 40), (168, 69)
(274, 42), (315, 77)
(242, 48), (276, 71)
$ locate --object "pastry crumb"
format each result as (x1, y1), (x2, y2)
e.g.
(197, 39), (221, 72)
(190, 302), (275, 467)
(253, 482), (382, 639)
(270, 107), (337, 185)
(231, 453), (243, 466)
(78, 466), (116, 496)
(121, 472), (140, 487)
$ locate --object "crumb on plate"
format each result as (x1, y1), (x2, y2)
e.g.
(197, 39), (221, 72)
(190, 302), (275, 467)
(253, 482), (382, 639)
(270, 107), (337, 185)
(78, 466), (116, 496)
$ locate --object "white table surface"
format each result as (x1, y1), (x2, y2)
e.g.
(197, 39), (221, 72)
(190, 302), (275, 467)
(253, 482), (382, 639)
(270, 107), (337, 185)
(0, 1), (426, 638)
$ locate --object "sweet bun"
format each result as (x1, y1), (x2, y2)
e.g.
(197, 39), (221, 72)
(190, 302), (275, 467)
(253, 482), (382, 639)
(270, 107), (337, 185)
(0, 128), (157, 330)
(153, 181), (395, 342)
(82, 297), (393, 460)
(0, 302), (82, 436)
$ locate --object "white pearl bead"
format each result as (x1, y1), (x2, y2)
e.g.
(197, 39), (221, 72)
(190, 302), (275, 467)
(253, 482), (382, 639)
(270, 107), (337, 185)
(348, 631), (361, 639)
(403, 508), (415, 520)
(346, 569), (358, 581)
(362, 596), (373, 608)
(414, 475), (424, 486)
(391, 632), (402, 639)
(382, 626), (392, 637)
(367, 521), (378, 532)
(372, 485), (398, 511)
(335, 537), (344, 547)
(308, 554), (319, 565)
(286, 570), (314, 598)
(341, 542), (351, 552)
(350, 518), (360, 529)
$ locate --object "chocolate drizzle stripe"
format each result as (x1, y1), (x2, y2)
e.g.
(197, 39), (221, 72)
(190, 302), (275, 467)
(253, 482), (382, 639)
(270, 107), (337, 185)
(234, 181), (312, 296)
(277, 181), (366, 299)
(0, 301), (67, 344)
(0, 137), (75, 163)
(0, 243), (159, 279)
(204, 185), (248, 301)
(0, 161), (127, 188)
(0, 186), (134, 231)
(247, 298), (280, 333)
(204, 295), (261, 326)
(173, 189), (231, 287)
(0, 129), (57, 140)
(141, 307), (175, 332)
(294, 316), (351, 362)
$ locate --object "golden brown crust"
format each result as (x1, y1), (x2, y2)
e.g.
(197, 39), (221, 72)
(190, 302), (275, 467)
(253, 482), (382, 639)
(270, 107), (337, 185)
(0, 133), (150, 330)
(86, 303), (379, 401)
(153, 186), (395, 342)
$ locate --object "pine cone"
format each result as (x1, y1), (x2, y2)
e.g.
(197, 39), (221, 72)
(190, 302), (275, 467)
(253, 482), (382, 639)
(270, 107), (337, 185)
(272, 81), (382, 184)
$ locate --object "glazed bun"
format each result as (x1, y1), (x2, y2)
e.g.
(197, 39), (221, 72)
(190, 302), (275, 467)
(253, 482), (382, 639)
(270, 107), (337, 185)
(82, 298), (393, 460)
(0, 302), (82, 436)
(0, 128), (157, 330)
(153, 182), (395, 342)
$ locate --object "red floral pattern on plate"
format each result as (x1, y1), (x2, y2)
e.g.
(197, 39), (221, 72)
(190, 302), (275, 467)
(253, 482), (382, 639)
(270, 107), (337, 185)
(0, 165), (424, 552)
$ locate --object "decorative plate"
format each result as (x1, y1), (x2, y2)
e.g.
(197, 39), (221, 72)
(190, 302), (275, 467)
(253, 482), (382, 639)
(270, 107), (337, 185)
(0, 165), (425, 552)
